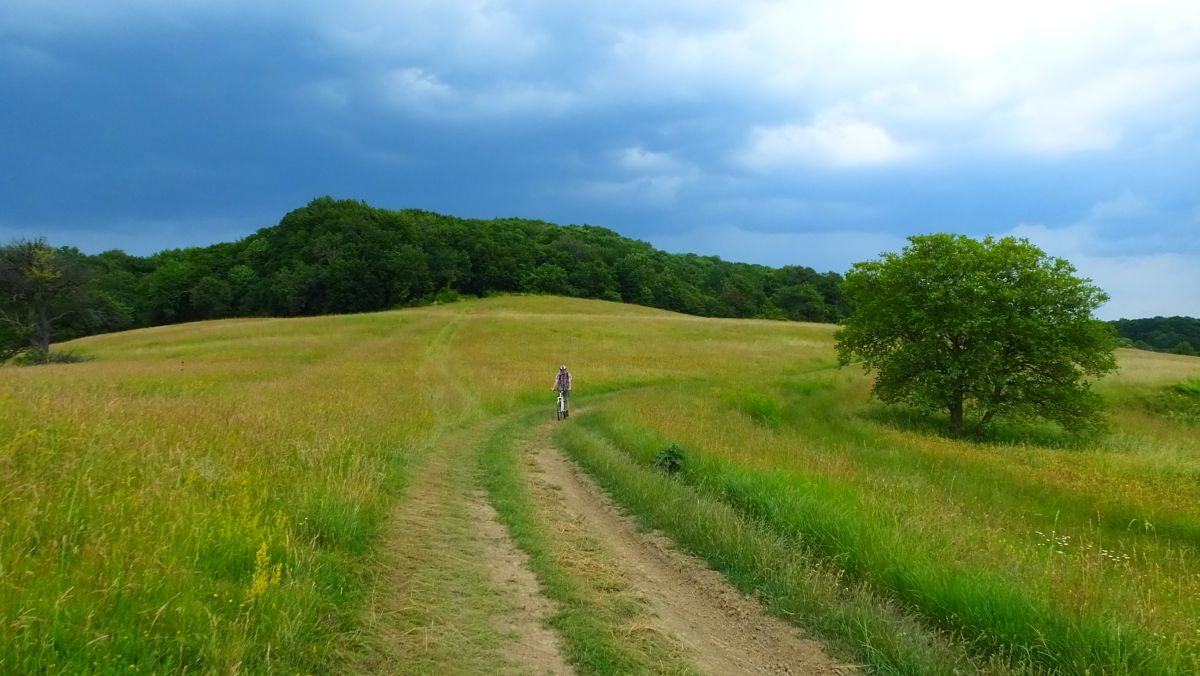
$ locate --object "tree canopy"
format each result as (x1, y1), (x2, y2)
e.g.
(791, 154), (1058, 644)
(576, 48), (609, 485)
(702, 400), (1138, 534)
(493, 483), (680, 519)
(836, 234), (1117, 435)
(1111, 316), (1200, 355)
(0, 239), (120, 362)
(42, 198), (850, 346)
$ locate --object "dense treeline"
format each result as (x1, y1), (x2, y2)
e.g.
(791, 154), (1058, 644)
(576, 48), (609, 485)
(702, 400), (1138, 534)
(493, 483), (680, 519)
(1111, 316), (1200, 355)
(51, 197), (850, 342)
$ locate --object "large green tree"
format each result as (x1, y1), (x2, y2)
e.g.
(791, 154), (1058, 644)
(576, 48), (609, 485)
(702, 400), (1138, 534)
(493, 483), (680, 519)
(836, 234), (1117, 435)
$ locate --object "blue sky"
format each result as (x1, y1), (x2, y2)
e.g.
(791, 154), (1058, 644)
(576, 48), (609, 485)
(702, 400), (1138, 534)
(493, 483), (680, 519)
(2, 0), (1198, 319)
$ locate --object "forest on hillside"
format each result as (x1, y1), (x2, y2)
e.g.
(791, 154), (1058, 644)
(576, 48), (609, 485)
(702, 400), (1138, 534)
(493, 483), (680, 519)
(13, 197), (1196, 355)
(1111, 316), (1200, 355)
(44, 197), (850, 343)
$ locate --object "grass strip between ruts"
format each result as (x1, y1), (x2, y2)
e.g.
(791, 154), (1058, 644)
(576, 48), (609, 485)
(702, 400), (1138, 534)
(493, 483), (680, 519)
(477, 412), (695, 676)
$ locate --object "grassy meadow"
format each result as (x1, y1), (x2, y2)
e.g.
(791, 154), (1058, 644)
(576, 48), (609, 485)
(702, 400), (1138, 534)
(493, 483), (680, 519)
(2, 296), (1199, 674)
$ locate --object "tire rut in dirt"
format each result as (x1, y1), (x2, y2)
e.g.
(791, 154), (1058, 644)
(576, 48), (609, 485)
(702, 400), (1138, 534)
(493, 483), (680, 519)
(354, 421), (572, 675)
(470, 492), (575, 676)
(526, 426), (859, 676)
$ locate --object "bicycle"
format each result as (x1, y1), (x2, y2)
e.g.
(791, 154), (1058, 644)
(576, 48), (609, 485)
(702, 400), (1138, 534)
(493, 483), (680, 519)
(556, 390), (569, 420)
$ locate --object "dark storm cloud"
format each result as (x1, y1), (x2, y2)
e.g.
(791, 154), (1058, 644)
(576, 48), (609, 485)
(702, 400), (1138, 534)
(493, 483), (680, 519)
(1, 0), (1198, 317)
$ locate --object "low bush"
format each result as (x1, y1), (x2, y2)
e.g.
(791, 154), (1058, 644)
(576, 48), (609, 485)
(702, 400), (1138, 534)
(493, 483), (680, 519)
(1162, 379), (1200, 424)
(6, 348), (90, 366)
(652, 444), (685, 475)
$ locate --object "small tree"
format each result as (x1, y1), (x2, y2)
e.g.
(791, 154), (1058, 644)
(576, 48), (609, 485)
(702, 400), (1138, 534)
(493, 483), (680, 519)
(0, 239), (94, 363)
(836, 234), (1117, 435)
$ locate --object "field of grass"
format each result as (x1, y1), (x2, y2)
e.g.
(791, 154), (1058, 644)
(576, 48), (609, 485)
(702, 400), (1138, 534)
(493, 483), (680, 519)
(2, 295), (1199, 673)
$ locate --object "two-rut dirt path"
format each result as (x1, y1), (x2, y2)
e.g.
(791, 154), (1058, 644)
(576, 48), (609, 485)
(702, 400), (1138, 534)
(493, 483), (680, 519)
(520, 422), (856, 676)
(353, 417), (575, 676)
(363, 419), (855, 674)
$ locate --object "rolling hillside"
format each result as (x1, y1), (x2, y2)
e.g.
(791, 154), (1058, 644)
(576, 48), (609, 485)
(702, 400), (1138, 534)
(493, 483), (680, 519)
(3, 296), (1199, 674)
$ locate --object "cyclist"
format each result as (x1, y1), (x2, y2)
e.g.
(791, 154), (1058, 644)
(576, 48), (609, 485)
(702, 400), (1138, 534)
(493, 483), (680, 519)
(553, 364), (572, 417)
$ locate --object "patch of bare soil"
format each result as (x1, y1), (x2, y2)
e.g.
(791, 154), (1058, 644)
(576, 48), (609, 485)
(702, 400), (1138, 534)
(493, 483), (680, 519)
(529, 429), (859, 676)
(470, 493), (575, 676)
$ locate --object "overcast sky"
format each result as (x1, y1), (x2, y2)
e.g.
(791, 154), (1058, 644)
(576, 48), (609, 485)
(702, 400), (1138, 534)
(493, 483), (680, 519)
(2, 0), (1198, 319)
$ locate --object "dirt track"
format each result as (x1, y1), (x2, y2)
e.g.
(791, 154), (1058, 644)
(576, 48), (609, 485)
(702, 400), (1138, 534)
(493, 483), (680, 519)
(361, 404), (855, 674)
(471, 493), (575, 676)
(524, 425), (858, 676)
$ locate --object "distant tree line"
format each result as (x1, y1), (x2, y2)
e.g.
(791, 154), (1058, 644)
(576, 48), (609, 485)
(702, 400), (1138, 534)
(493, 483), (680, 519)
(9, 197), (852, 353)
(1111, 317), (1200, 356)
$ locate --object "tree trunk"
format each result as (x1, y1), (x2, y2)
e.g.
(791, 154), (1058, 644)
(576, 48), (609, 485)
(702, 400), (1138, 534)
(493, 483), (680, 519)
(948, 396), (964, 436)
(33, 303), (51, 363)
(977, 408), (996, 432)
(976, 383), (1003, 433)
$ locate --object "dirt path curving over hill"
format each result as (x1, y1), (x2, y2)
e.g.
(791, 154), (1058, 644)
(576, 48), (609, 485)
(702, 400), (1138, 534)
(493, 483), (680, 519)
(526, 426), (858, 676)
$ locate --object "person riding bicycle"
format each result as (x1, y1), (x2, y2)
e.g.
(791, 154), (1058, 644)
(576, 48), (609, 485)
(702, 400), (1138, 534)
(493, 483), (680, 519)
(553, 364), (572, 417)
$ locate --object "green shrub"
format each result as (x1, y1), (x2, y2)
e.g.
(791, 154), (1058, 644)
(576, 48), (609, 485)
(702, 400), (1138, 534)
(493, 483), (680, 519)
(8, 348), (90, 366)
(1162, 380), (1200, 425)
(652, 444), (686, 475)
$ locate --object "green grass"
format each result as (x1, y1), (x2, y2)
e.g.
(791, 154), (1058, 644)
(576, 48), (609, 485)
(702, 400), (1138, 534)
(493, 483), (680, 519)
(1159, 378), (1200, 424)
(554, 421), (987, 675)
(0, 310), (437, 674)
(3, 296), (1200, 673)
(573, 380), (1200, 673)
(1169, 379), (1200, 396)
